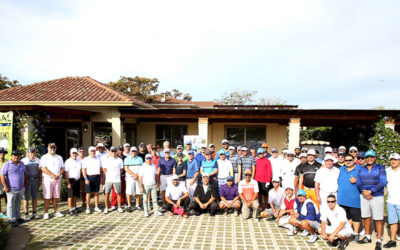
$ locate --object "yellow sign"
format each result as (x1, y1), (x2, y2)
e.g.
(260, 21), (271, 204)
(0, 111), (13, 159)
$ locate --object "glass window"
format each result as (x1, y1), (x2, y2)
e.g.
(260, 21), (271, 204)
(226, 126), (266, 149)
(156, 125), (187, 148)
(92, 122), (112, 147)
(66, 128), (81, 150)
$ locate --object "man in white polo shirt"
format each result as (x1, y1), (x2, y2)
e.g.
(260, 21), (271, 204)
(82, 146), (102, 214)
(64, 148), (82, 216)
(40, 142), (65, 219)
(314, 155), (340, 208)
(260, 177), (285, 219)
(383, 153), (400, 248)
(103, 146), (124, 214)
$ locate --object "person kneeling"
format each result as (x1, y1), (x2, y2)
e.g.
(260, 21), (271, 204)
(319, 194), (353, 249)
(289, 189), (321, 243)
(164, 174), (190, 218)
(219, 176), (241, 216)
(189, 174), (218, 216)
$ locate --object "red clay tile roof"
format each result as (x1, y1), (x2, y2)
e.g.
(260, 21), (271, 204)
(191, 101), (223, 108)
(151, 96), (222, 108)
(0, 76), (155, 108)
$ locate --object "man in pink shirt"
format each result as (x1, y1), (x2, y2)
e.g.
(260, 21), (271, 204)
(255, 148), (272, 210)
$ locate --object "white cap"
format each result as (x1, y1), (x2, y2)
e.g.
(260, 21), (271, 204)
(237, 146), (242, 150)
(70, 148), (78, 154)
(130, 146), (138, 152)
(349, 146), (358, 152)
(307, 149), (316, 156)
(123, 143), (130, 148)
(283, 149), (288, 154)
(390, 153), (400, 160)
(208, 144), (215, 148)
(272, 177), (281, 183)
(96, 143), (104, 148)
(324, 147), (333, 153)
(88, 146), (96, 152)
(287, 150), (295, 155)
(202, 173), (210, 178)
(228, 146), (235, 150)
(299, 153), (307, 158)
(339, 146), (346, 151)
(177, 145), (183, 149)
(222, 139), (229, 144)
(301, 147), (308, 151)
(145, 154), (152, 159)
(200, 144), (207, 149)
(241, 147), (248, 151)
(171, 174), (179, 180)
(324, 155), (335, 161)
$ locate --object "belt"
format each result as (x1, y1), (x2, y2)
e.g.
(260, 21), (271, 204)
(88, 175), (100, 177)
(304, 186), (315, 190)
(29, 177), (39, 180)
(162, 174), (172, 177)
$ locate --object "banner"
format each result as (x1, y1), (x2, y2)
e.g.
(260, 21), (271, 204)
(183, 135), (202, 152)
(0, 111), (13, 159)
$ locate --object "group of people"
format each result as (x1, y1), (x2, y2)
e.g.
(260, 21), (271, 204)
(0, 139), (400, 250)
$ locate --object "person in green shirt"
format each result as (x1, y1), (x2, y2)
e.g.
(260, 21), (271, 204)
(173, 145), (188, 162)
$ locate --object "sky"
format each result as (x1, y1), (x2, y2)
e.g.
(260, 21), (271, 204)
(0, 0), (399, 109)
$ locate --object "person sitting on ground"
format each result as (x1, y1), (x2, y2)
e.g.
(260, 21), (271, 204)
(260, 177), (285, 219)
(189, 174), (218, 216)
(238, 169), (259, 220)
(275, 185), (297, 236)
(164, 174), (190, 218)
(219, 175), (240, 216)
(319, 194), (353, 249)
(289, 189), (321, 243)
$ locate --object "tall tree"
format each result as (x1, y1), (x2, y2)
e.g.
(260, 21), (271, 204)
(0, 74), (20, 90)
(216, 90), (257, 105)
(259, 96), (287, 105)
(107, 76), (159, 102)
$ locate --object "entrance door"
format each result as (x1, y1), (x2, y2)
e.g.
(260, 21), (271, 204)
(45, 128), (66, 160)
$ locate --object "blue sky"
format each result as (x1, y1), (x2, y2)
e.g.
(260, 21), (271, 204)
(1, 0), (399, 109)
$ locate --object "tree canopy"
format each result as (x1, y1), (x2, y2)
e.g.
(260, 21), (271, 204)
(216, 90), (287, 105)
(0, 74), (20, 90)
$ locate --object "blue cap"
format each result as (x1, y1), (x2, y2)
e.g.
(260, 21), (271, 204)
(218, 149), (226, 155)
(365, 150), (376, 157)
(257, 148), (264, 154)
(188, 151), (194, 155)
(357, 151), (365, 158)
(226, 176), (234, 181)
(297, 189), (306, 197)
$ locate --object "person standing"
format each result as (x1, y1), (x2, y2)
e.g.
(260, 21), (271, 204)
(173, 152), (187, 185)
(238, 147), (256, 180)
(383, 153), (400, 248)
(281, 150), (298, 190)
(239, 169), (259, 220)
(200, 150), (218, 187)
(64, 148), (82, 216)
(172, 145), (188, 162)
(159, 141), (175, 158)
(103, 146), (124, 214)
(77, 147), (86, 209)
(314, 155), (340, 208)
(294, 153), (307, 193)
(227, 146), (240, 184)
(124, 146), (143, 211)
(82, 146), (102, 214)
(261, 143), (271, 158)
(0, 151), (27, 226)
(356, 150), (386, 250)
(139, 154), (163, 217)
(0, 147), (8, 218)
(159, 148), (176, 206)
(334, 153), (346, 168)
(138, 142), (147, 161)
(298, 149), (321, 206)
(216, 150), (233, 192)
(269, 148), (283, 182)
(186, 151), (200, 201)
(337, 154), (362, 242)
(195, 144), (207, 164)
(254, 148), (272, 210)
(40, 143), (65, 219)
(110, 145), (127, 210)
(21, 147), (41, 220)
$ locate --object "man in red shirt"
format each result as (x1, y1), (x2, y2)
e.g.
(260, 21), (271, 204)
(255, 148), (272, 210)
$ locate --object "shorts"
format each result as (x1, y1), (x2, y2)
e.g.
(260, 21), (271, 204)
(387, 203), (400, 225)
(220, 200), (240, 207)
(161, 175), (171, 191)
(340, 204), (361, 223)
(325, 225), (353, 237)
(85, 175), (100, 193)
(24, 178), (39, 200)
(304, 187), (319, 207)
(67, 178), (81, 198)
(42, 178), (61, 199)
(360, 195), (384, 220)
(258, 182), (269, 196)
(105, 182), (121, 194)
(126, 178), (140, 195)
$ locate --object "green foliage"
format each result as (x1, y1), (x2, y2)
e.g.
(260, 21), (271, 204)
(300, 127), (332, 142)
(0, 219), (10, 248)
(60, 177), (68, 200)
(216, 90), (257, 105)
(369, 118), (400, 166)
(13, 112), (28, 154)
(0, 74), (20, 90)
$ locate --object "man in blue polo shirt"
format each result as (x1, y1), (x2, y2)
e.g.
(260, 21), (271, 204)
(186, 151), (200, 201)
(159, 148), (176, 206)
(195, 144), (207, 165)
(200, 150), (218, 187)
(356, 150), (386, 250)
(338, 154), (361, 242)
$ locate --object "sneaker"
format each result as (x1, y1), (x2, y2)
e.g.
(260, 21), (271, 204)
(110, 206), (116, 211)
(338, 239), (349, 250)
(126, 206), (133, 212)
(69, 210), (74, 216)
(234, 210), (239, 217)
(155, 211), (163, 216)
(359, 229), (365, 236)
(121, 204), (126, 209)
(301, 230), (309, 237)
(73, 209), (78, 216)
(0, 213), (7, 219)
(357, 236), (372, 244)
(383, 240), (397, 248)
(144, 212), (149, 217)
(103, 208), (108, 214)
(85, 208), (91, 214)
(32, 213), (40, 219)
(55, 211), (64, 217)
(353, 234), (360, 242)
(376, 241), (382, 250)
(117, 207), (124, 213)
(43, 213), (50, 220)
(307, 234), (317, 243)
(94, 207), (102, 212)
(24, 214), (31, 221)
(10, 220), (18, 227)
(17, 218), (25, 224)
(136, 206), (143, 211)
(396, 235), (400, 241)
(287, 230), (295, 236)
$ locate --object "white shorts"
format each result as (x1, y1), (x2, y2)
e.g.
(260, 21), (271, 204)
(220, 200), (240, 207)
(325, 225), (353, 238)
(126, 178), (141, 195)
(161, 175), (171, 191)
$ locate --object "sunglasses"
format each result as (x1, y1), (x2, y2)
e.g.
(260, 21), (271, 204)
(50, 147), (56, 149)
(345, 159), (353, 162)
(338, 155), (345, 158)
(327, 200), (336, 204)
(350, 150), (357, 153)
(358, 157), (365, 160)
(72, 152), (78, 155)
(244, 174), (251, 177)
(146, 157), (152, 160)
(366, 156), (374, 159)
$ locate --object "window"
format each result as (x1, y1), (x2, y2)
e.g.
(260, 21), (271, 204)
(156, 125), (187, 148)
(92, 122), (112, 147)
(226, 126), (266, 149)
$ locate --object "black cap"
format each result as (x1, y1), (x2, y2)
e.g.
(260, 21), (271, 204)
(11, 150), (21, 156)
(0, 147), (8, 154)
(177, 152), (183, 157)
(139, 142), (145, 147)
(117, 145), (124, 150)
(28, 147), (36, 152)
